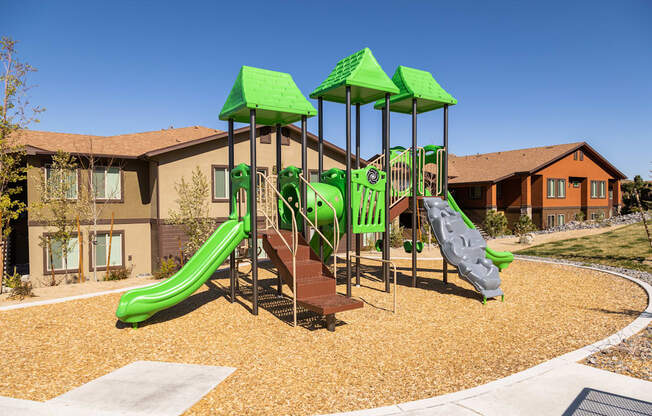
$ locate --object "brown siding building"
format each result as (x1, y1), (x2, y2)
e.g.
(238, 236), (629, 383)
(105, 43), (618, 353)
(9, 125), (359, 284)
(448, 142), (626, 229)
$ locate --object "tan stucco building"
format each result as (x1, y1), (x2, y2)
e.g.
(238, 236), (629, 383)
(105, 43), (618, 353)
(9, 125), (359, 284)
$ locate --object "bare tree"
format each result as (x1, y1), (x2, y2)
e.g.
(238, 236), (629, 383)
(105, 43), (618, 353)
(31, 151), (89, 285)
(77, 138), (123, 281)
(0, 37), (44, 291)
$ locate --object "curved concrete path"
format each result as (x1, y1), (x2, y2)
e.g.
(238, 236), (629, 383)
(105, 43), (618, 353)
(320, 258), (652, 416)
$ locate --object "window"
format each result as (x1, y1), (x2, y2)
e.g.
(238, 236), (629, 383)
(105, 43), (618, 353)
(591, 180), (606, 198)
(469, 186), (482, 200)
(45, 236), (79, 272)
(599, 181), (605, 198)
(92, 166), (121, 200)
(93, 232), (123, 269)
(45, 166), (78, 199)
(579, 150), (584, 161)
(557, 179), (566, 198)
(309, 170), (320, 183)
(573, 151), (578, 160)
(547, 179), (556, 198)
(557, 214), (565, 226)
(547, 215), (555, 228)
(212, 166), (228, 200)
(609, 189), (613, 200)
(591, 211), (604, 221)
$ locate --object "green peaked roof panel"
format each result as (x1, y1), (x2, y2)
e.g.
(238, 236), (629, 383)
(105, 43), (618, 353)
(373, 66), (457, 114)
(219, 66), (317, 125)
(309, 48), (399, 105)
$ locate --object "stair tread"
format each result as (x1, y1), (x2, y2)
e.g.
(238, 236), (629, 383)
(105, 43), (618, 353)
(298, 294), (363, 314)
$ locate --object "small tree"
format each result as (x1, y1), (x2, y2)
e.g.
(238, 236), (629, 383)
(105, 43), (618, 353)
(0, 37), (44, 291)
(168, 166), (214, 259)
(513, 214), (538, 236)
(31, 151), (88, 285)
(482, 210), (508, 238)
(77, 137), (122, 281)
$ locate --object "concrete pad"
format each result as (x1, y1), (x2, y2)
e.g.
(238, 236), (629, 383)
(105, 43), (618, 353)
(456, 363), (652, 416)
(48, 361), (235, 416)
(0, 395), (125, 416)
(400, 403), (480, 415)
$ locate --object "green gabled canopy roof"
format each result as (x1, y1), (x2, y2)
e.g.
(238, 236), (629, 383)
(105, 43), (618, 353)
(373, 66), (457, 114)
(219, 66), (316, 125)
(309, 48), (399, 105)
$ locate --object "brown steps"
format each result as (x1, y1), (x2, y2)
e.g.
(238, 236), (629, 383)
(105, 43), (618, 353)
(260, 229), (363, 331)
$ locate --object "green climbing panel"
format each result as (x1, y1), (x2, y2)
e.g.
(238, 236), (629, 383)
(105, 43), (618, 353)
(351, 166), (386, 233)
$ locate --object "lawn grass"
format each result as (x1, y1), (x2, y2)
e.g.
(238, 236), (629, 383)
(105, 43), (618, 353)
(516, 222), (652, 273)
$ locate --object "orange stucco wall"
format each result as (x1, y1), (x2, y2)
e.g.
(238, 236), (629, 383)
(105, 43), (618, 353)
(536, 150), (618, 208)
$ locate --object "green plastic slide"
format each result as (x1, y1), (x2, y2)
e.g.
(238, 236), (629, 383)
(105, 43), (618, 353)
(446, 191), (514, 271)
(116, 219), (246, 324)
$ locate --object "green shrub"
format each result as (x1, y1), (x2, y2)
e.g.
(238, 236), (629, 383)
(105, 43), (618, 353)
(513, 215), (538, 236)
(482, 210), (508, 237)
(574, 211), (585, 222)
(2, 269), (21, 289)
(5, 270), (34, 300)
(104, 266), (132, 281)
(155, 257), (179, 279)
(389, 224), (405, 248)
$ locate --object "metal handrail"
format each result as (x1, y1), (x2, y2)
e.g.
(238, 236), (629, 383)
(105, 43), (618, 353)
(256, 171), (299, 327)
(297, 173), (340, 278)
(336, 254), (397, 313)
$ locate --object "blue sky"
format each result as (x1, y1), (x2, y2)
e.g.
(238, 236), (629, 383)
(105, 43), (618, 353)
(3, 1), (651, 178)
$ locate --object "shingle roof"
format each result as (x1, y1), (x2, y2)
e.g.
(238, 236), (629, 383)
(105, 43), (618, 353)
(9, 126), (223, 158)
(449, 142), (626, 183)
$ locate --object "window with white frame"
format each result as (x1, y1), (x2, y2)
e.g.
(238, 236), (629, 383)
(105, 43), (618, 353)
(591, 180), (606, 198)
(45, 236), (79, 271)
(557, 214), (565, 226)
(45, 166), (78, 199)
(557, 179), (566, 198)
(547, 179), (556, 198)
(92, 166), (121, 200)
(93, 232), (123, 268)
(213, 166), (228, 200)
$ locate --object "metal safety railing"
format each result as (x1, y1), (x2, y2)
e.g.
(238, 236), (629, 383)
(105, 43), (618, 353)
(297, 173), (340, 277)
(256, 171), (299, 327)
(369, 147), (425, 208)
(336, 254), (397, 313)
(423, 147), (444, 197)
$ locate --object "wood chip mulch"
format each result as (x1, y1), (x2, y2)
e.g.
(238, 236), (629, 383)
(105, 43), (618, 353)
(0, 259), (646, 416)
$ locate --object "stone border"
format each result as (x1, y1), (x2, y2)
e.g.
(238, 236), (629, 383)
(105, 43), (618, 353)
(321, 257), (652, 416)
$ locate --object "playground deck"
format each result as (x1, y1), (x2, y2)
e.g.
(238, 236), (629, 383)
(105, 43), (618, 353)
(0, 259), (645, 415)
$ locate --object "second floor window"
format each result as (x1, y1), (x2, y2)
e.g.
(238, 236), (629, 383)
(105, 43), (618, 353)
(547, 178), (565, 198)
(92, 167), (121, 200)
(46, 166), (78, 199)
(213, 166), (228, 200)
(591, 180), (606, 198)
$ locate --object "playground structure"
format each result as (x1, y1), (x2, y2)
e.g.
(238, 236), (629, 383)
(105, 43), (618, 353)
(116, 48), (514, 330)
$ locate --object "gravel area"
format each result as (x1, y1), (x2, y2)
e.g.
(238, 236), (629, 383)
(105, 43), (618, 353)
(0, 259), (646, 416)
(583, 324), (652, 381)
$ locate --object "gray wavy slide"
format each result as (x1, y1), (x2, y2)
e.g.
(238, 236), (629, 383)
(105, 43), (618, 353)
(423, 197), (504, 301)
